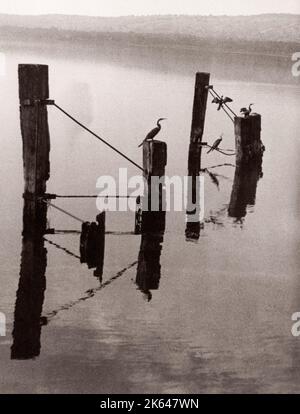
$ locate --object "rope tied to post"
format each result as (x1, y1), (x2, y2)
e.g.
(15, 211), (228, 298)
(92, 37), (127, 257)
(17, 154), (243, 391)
(44, 193), (139, 199)
(44, 237), (81, 260)
(42, 199), (85, 224)
(52, 102), (144, 172)
(204, 144), (236, 156)
(206, 85), (238, 123)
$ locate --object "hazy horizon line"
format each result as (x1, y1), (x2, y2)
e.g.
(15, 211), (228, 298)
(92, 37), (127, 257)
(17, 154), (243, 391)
(0, 11), (299, 18)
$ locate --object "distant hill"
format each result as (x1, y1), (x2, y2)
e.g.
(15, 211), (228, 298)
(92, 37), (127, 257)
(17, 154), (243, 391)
(0, 13), (299, 56)
(0, 13), (299, 43)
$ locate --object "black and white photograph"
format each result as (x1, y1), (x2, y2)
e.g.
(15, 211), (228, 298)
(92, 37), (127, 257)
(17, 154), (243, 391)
(0, 0), (300, 401)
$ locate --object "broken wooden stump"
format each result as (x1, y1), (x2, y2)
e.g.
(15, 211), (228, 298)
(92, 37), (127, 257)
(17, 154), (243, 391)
(234, 113), (264, 165)
(141, 140), (167, 234)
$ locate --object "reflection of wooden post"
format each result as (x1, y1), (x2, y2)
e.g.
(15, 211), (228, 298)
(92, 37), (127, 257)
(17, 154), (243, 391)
(11, 199), (47, 360)
(93, 212), (106, 279)
(134, 196), (142, 235)
(142, 140), (167, 234)
(19, 64), (50, 197)
(186, 72), (210, 239)
(234, 113), (264, 165)
(80, 212), (106, 277)
(228, 161), (262, 220)
(136, 233), (164, 301)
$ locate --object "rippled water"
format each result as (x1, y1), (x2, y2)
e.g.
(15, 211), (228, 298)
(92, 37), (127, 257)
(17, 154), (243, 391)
(0, 41), (300, 393)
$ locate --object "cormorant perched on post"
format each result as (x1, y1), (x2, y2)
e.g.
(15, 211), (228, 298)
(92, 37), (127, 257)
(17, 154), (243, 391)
(240, 104), (254, 117)
(207, 134), (223, 154)
(212, 96), (233, 111)
(138, 118), (166, 148)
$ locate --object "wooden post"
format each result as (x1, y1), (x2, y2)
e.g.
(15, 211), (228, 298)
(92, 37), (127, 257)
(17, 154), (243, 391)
(234, 113), (264, 165)
(141, 140), (167, 234)
(19, 64), (50, 197)
(186, 72), (210, 239)
(13, 63), (50, 358)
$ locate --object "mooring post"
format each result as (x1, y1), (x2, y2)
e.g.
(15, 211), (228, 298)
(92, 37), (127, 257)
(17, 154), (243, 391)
(141, 140), (167, 234)
(19, 64), (50, 198)
(234, 113), (264, 165)
(186, 72), (210, 239)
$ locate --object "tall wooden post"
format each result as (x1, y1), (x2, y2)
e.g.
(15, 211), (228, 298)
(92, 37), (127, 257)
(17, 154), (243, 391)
(141, 140), (167, 234)
(186, 72), (210, 239)
(12, 64), (50, 359)
(19, 64), (50, 197)
(234, 113), (264, 165)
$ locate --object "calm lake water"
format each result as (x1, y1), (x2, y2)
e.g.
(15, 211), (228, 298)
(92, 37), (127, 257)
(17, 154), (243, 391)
(0, 40), (300, 393)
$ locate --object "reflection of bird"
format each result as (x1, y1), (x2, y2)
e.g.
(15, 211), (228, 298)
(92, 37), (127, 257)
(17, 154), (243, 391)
(240, 103), (254, 117)
(138, 118), (166, 148)
(207, 135), (223, 154)
(207, 170), (220, 190)
(212, 95), (233, 111)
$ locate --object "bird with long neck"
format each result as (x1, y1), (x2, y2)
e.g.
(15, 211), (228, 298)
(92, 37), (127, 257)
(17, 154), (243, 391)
(138, 118), (166, 148)
(240, 103), (254, 117)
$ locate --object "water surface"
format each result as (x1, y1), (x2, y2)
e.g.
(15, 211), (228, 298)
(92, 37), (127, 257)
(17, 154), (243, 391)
(0, 41), (300, 393)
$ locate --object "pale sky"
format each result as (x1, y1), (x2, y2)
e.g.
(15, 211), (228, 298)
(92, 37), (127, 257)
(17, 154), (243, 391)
(0, 0), (299, 16)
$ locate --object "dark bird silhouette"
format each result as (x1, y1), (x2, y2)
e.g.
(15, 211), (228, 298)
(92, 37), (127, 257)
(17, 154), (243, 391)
(206, 170), (220, 190)
(212, 95), (233, 111)
(240, 103), (254, 117)
(207, 135), (223, 154)
(138, 118), (166, 148)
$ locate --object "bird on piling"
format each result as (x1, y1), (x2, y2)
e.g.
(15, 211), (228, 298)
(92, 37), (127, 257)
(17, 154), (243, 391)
(212, 95), (233, 111)
(240, 103), (254, 117)
(207, 134), (223, 154)
(138, 118), (167, 148)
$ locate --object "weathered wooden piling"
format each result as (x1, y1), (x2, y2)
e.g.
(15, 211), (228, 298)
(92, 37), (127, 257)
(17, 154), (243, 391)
(19, 64), (50, 197)
(186, 72), (210, 239)
(141, 140), (167, 234)
(234, 113), (264, 165)
(187, 72), (210, 172)
(12, 64), (51, 359)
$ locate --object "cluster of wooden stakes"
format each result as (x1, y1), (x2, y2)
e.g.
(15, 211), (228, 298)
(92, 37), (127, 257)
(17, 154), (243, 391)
(18, 64), (265, 284)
